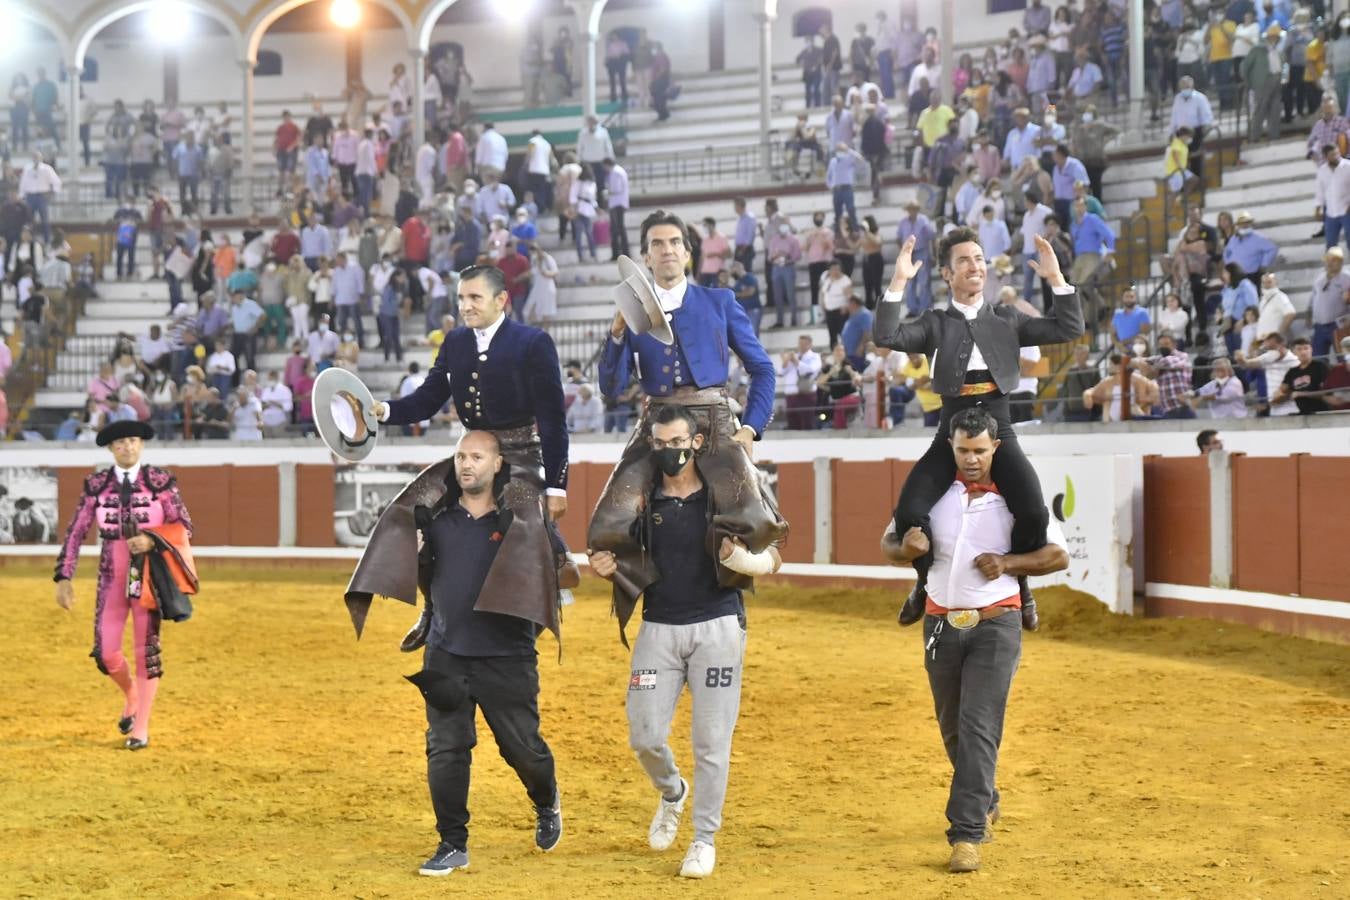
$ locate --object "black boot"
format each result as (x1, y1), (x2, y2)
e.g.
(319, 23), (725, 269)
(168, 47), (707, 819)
(1019, 577), (1040, 631)
(897, 583), (927, 626)
(399, 601), (433, 652)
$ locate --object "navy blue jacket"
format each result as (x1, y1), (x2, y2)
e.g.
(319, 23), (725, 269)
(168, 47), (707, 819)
(387, 316), (569, 490)
(598, 282), (777, 435)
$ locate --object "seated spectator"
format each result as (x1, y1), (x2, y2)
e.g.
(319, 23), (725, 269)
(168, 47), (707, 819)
(1273, 337), (1330, 415)
(1236, 331), (1299, 416)
(839, 295), (873, 369)
(565, 383), (604, 433)
(1321, 336), (1350, 409)
(816, 344), (863, 429)
(1217, 263), (1259, 353)
(86, 361), (120, 414)
(1111, 286), (1152, 347)
(1190, 356), (1249, 418)
(1062, 344), (1101, 422)
(1082, 352), (1159, 422)
(229, 386), (263, 440)
(1156, 292), (1192, 346)
(1130, 333), (1195, 419)
(138, 324), (171, 371)
(1223, 211), (1278, 282)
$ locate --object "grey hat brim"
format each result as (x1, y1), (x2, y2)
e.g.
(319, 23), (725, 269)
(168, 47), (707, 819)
(313, 367), (381, 463)
(613, 255), (674, 345)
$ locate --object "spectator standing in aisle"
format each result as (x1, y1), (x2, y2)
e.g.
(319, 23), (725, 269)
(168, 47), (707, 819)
(18, 149), (60, 244)
(475, 123), (508, 182)
(1310, 247), (1350, 359)
(698, 218), (729, 289)
(733, 198), (756, 272)
(1243, 25), (1286, 143)
(821, 23), (843, 105)
(577, 116), (615, 201)
(767, 220), (802, 329)
(799, 35), (824, 108)
(525, 130), (555, 214)
(827, 144), (863, 232)
(1169, 77), (1214, 182)
(895, 200), (935, 317)
(1315, 143), (1350, 250)
(173, 133), (204, 212)
(824, 96), (855, 152)
(605, 157), (631, 260)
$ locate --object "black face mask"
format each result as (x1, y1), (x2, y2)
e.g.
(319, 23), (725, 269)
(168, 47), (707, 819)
(652, 447), (693, 477)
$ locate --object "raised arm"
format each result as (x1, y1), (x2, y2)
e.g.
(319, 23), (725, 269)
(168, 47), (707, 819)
(1016, 233), (1084, 345)
(874, 235), (937, 353)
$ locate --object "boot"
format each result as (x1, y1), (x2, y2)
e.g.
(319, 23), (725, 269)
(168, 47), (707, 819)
(897, 583), (927, 626)
(1019, 577), (1040, 632)
(399, 602), (433, 653)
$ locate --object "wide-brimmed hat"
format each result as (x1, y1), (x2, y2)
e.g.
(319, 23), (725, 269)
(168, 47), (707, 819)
(612, 255), (674, 345)
(1236, 210), (1254, 225)
(96, 420), (154, 447)
(313, 367), (380, 463)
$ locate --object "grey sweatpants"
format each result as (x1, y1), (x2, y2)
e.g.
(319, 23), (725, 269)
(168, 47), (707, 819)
(626, 614), (746, 844)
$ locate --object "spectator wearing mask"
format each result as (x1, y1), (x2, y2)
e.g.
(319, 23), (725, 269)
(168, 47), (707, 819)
(1223, 212), (1278, 284)
(1255, 271), (1296, 342)
(894, 200), (935, 315)
(977, 204), (1011, 262)
(1241, 24), (1285, 143)
(767, 219), (803, 329)
(1315, 142), (1350, 248)
(779, 335), (823, 430)
(1190, 356), (1248, 418)
(1169, 76), (1214, 181)
(565, 383), (604, 433)
(816, 343), (863, 429)
(1217, 262), (1260, 354)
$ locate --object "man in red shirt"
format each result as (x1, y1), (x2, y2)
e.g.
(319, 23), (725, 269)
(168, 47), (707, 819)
(401, 213), (432, 309)
(146, 189), (173, 279)
(496, 247), (532, 318)
(269, 219), (300, 265)
(274, 110), (302, 195)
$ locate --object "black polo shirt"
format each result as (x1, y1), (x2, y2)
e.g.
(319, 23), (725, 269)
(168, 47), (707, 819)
(1283, 360), (1329, 415)
(642, 488), (744, 627)
(426, 504), (540, 658)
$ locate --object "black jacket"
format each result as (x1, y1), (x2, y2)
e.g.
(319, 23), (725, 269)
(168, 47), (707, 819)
(873, 288), (1084, 396)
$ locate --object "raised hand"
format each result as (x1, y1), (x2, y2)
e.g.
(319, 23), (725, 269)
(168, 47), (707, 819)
(1027, 234), (1067, 288)
(888, 235), (925, 292)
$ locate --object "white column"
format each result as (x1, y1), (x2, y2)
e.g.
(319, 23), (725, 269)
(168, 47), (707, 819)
(1129, 0), (1145, 106)
(582, 31), (598, 118)
(412, 49), (426, 150)
(812, 456), (832, 564)
(757, 12), (774, 174)
(241, 59), (256, 215)
(940, 1), (954, 97)
(66, 61), (81, 176)
(1208, 450), (1233, 589)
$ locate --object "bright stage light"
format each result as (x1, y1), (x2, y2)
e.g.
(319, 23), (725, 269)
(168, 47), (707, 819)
(147, 1), (192, 42)
(330, 0), (362, 29)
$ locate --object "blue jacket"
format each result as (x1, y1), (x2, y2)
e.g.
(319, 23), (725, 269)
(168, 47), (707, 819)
(387, 316), (569, 490)
(598, 282), (777, 435)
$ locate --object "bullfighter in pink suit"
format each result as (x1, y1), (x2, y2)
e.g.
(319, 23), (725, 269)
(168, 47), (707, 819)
(54, 420), (193, 750)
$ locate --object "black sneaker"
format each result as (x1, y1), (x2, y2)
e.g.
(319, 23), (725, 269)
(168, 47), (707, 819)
(118, 715), (134, 735)
(535, 790), (563, 852)
(418, 844), (468, 876)
(897, 585), (926, 626)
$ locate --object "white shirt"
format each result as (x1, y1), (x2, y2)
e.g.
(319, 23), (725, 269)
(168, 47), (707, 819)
(1256, 288), (1295, 340)
(259, 382), (294, 428)
(138, 334), (170, 366)
(474, 312), (506, 352)
(415, 143), (437, 181)
(474, 128), (508, 171)
(1316, 158), (1350, 217)
(527, 134), (553, 175)
(19, 161), (61, 195)
(206, 350), (236, 376)
(908, 61), (941, 96)
(566, 394), (605, 433)
(1254, 348), (1299, 415)
(925, 480), (1066, 610)
(1016, 345), (1041, 395)
(576, 125), (615, 163)
(307, 328), (339, 362)
(113, 463), (143, 486)
(844, 81), (881, 106)
(419, 267), (448, 299)
(1020, 202), (1051, 255)
(655, 277), (688, 313)
(231, 396), (263, 440)
(778, 349), (822, 394)
(821, 274), (852, 312)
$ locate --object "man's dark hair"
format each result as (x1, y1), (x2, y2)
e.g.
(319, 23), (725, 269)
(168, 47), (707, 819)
(1291, 336), (1311, 347)
(408, 361), (421, 374)
(1266, 332), (1286, 345)
(1054, 142), (1070, 156)
(1044, 214), (1060, 227)
(1196, 429), (1218, 452)
(650, 403), (700, 437)
(1323, 143), (1337, 156)
(950, 407), (998, 441)
(565, 359), (582, 370)
(639, 209), (693, 254)
(457, 264), (506, 296)
(938, 226), (981, 267)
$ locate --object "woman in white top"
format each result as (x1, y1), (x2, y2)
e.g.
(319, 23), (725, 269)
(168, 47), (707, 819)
(308, 260), (334, 323)
(1231, 12), (1260, 66)
(1156, 292), (1192, 347)
(1049, 6), (1073, 85)
(337, 220), (362, 257)
(820, 258), (852, 350)
(569, 169), (599, 262)
(525, 246), (559, 323)
(1175, 24), (1208, 85)
(147, 370), (179, 439)
(76, 397), (107, 442)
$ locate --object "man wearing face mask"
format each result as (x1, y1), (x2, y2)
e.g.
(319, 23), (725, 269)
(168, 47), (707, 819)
(356, 265), (574, 653)
(1241, 23), (1286, 144)
(1169, 76), (1214, 181)
(1223, 211), (1279, 285)
(589, 404), (781, 880)
(875, 227), (1083, 632)
(591, 211), (786, 646)
(1070, 103), (1119, 200)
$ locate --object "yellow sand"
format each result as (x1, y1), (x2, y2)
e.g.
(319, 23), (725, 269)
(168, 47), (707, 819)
(3, 566), (1348, 899)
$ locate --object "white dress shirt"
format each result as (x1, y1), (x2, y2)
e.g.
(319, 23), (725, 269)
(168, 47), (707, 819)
(1316, 158), (1350, 217)
(113, 463), (143, 486)
(924, 481), (1066, 610)
(474, 312), (506, 352)
(19, 162), (62, 195)
(778, 349), (822, 395)
(474, 128), (509, 171)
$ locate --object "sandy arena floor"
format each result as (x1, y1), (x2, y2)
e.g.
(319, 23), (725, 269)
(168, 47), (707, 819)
(3, 565), (1348, 899)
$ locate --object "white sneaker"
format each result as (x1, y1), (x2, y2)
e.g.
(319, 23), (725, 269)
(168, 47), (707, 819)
(679, 840), (715, 878)
(648, 778), (688, 851)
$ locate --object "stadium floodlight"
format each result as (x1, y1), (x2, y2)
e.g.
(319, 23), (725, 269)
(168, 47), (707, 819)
(147, 0), (192, 41)
(330, 0), (362, 29)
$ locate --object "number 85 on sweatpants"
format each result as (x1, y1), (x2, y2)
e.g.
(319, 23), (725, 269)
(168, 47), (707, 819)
(626, 614), (747, 845)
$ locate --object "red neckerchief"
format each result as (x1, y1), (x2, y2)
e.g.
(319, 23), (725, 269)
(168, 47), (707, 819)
(957, 475), (1000, 497)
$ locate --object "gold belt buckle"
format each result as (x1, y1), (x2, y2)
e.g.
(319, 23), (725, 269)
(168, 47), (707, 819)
(946, 609), (982, 630)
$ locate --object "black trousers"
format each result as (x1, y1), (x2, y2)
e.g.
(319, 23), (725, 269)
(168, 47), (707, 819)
(609, 205), (630, 258)
(924, 611), (1021, 844)
(894, 393), (1048, 585)
(424, 648), (557, 850)
(807, 260), (830, 310)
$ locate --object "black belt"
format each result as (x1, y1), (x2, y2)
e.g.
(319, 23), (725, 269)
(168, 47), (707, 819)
(964, 369), (994, 385)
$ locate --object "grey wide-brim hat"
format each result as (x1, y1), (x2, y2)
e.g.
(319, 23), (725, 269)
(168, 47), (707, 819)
(313, 367), (380, 463)
(613, 255), (674, 345)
